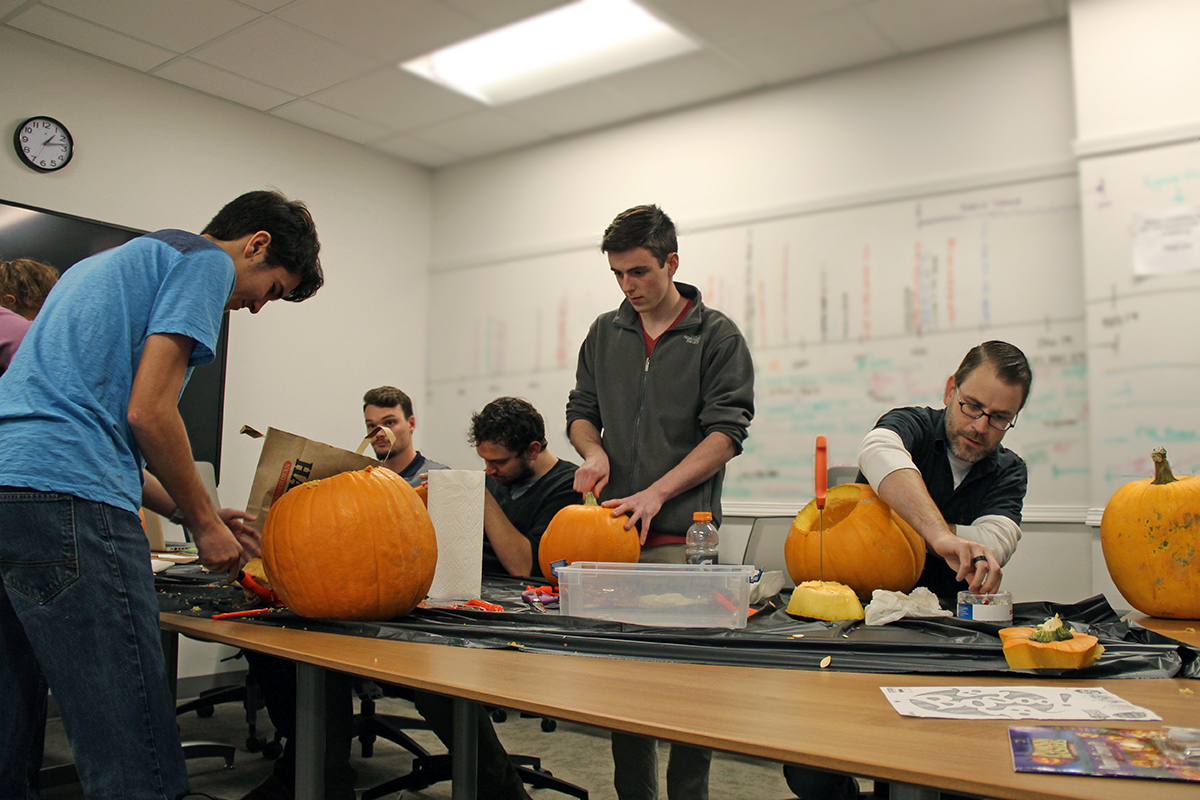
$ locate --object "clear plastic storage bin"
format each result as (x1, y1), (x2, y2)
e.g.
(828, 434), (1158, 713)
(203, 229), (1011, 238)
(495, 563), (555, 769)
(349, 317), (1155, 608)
(556, 562), (756, 629)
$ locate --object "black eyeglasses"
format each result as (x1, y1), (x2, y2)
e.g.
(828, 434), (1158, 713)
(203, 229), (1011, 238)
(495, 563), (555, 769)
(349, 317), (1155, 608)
(955, 388), (1017, 431)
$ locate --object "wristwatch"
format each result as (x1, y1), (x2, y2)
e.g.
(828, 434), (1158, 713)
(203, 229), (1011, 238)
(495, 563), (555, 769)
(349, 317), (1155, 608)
(168, 507), (187, 527)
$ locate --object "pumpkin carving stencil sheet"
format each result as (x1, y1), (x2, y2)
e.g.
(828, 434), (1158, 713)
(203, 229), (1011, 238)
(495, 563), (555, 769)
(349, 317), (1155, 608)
(879, 686), (1161, 721)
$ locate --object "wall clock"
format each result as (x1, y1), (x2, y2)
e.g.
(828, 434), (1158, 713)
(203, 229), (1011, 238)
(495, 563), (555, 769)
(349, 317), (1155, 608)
(13, 116), (74, 173)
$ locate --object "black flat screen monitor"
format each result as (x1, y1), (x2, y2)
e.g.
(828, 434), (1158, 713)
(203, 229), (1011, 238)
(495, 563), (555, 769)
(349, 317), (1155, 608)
(0, 198), (228, 481)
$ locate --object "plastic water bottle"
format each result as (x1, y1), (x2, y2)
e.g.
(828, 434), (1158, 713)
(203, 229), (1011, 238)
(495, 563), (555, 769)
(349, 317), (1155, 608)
(685, 511), (719, 566)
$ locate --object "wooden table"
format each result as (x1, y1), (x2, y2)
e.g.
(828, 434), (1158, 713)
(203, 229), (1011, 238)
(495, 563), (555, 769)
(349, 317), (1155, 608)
(1128, 613), (1200, 649)
(161, 613), (1199, 800)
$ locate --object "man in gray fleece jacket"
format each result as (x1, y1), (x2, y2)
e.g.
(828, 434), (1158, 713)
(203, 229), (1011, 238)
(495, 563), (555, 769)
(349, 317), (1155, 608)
(566, 204), (754, 800)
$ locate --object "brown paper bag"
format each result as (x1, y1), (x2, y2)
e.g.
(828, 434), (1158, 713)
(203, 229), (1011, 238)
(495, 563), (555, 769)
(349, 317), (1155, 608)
(241, 425), (377, 532)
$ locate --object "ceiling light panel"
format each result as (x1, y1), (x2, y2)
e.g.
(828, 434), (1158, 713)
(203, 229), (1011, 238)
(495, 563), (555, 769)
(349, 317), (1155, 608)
(401, 0), (698, 105)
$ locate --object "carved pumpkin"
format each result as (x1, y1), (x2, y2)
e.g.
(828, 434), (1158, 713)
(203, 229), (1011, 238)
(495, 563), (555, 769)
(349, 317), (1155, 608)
(1000, 616), (1104, 670)
(1100, 448), (1200, 619)
(785, 483), (926, 600)
(262, 465), (437, 621)
(537, 492), (640, 585)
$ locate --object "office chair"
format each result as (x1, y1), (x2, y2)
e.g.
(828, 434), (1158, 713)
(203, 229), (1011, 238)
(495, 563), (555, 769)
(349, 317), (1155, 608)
(354, 682), (588, 800)
(175, 657), (282, 758)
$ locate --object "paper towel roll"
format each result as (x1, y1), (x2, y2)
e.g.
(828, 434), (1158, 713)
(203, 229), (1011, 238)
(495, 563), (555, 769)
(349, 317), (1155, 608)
(426, 470), (485, 600)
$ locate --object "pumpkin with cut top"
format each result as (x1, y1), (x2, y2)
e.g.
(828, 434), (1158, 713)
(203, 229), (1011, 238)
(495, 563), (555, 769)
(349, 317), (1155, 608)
(1100, 447), (1200, 619)
(1000, 615), (1105, 670)
(785, 483), (926, 600)
(537, 492), (640, 585)
(262, 465), (437, 621)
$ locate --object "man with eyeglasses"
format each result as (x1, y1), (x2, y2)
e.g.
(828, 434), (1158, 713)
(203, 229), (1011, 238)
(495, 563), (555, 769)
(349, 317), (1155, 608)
(857, 340), (1031, 601)
(784, 341), (1030, 800)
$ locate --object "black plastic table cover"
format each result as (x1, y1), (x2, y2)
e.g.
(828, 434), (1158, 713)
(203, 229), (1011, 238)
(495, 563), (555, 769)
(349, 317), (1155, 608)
(156, 568), (1199, 680)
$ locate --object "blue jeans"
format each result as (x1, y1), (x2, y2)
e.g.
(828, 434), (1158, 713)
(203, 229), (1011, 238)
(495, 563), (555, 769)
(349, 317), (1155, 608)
(0, 489), (189, 800)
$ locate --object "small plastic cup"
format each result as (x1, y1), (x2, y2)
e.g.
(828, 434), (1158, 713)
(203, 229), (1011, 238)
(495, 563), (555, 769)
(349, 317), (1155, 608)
(956, 591), (1013, 624)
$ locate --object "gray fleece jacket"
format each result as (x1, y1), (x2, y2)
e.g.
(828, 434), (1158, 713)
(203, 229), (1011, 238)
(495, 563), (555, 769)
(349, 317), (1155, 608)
(566, 282), (754, 535)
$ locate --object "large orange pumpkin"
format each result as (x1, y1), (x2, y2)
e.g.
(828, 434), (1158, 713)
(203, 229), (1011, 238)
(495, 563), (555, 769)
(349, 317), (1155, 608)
(1100, 448), (1200, 619)
(537, 492), (640, 585)
(784, 483), (926, 600)
(262, 465), (437, 621)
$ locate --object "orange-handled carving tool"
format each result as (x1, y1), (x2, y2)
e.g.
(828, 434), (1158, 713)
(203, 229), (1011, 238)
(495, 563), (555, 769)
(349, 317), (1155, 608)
(816, 436), (827, 580)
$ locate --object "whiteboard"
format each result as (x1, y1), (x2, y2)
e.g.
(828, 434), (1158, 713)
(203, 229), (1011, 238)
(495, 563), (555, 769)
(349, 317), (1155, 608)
(423, 175), (1087, 514)
(1079, 139), (1200, 508)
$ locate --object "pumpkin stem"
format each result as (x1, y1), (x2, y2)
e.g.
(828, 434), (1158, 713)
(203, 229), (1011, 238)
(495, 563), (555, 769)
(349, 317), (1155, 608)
(584, 492), (600, 506)
(1151, 447), (1177, 485)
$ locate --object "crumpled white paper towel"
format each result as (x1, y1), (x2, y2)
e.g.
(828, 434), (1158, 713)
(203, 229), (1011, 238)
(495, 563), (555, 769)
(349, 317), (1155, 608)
(426, 470), (484, 601)
(864, 586), (953, 626)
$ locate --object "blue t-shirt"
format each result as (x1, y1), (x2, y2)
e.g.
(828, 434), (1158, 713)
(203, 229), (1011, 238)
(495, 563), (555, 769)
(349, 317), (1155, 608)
(0, 230), (235, 513)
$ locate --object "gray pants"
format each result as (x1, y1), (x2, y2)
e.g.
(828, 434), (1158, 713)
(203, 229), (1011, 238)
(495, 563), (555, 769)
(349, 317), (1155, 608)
(611, 731), (712, 800)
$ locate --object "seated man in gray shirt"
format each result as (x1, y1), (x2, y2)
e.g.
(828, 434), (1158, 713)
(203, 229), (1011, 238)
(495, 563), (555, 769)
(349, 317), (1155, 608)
(363, 385), (449, 484)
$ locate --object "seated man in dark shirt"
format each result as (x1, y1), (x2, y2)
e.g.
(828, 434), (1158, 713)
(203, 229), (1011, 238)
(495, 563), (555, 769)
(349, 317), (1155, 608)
(785, 340), (1031, 800)
(474, 396), (580, 578)
(413, 396), (580, 800)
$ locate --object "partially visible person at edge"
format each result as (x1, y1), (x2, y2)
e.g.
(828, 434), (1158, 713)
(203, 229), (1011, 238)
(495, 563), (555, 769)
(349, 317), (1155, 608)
(566, 203), (754, 800)
(0, 257), (59, 375)
(0, 190), (322, 800)
(784, 340), (1031, 800)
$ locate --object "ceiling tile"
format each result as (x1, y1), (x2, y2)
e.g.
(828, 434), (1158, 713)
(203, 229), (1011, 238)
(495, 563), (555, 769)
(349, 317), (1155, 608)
(310, 67), (481, 131)
(443, 0), (568, 26)
(153, 57), (296, 111)
(270, 99), (391, 144)
(278, 0), (483, 62)
(189, 16), (374, 96)
(239, 0), (291, 11)
(600, 50), (761, 113)
(716, 6), (897, 84)
(410, 110), (548, 159)
(858, 0), (1059, 53)
(8, 4), (175, 70)
(0, 0), (31, 20)
(42, 0), (259, 53)
(645, 0), (855, 44)
(370, 132), (462, 168)
(500, 81), (652, 136)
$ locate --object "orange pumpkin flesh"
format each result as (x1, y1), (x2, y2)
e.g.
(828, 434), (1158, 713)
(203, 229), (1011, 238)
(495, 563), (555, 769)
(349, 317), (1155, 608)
(537, 492), (640, 585)
(999, 626), (1104, 670)
(785, 484), (926, 600)
(262, 465), (437, 621)
(1100, 448), (1200, 619)
(414, 483), (428, 507)
(786, 580), (864, 621)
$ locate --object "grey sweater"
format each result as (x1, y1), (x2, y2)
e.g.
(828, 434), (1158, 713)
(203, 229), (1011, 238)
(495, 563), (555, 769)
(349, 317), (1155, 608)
(566, 282), (754, 534)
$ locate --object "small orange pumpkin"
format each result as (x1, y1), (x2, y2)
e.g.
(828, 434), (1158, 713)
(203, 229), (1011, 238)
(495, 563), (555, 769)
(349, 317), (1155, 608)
(1100, 447), (1200, 619)
(784, 483), (926, 600)
(537, 492), (640, 585)
(262, 465), (437, 621)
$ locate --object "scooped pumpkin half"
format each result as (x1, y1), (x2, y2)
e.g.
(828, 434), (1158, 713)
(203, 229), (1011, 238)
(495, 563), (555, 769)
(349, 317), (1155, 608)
(999, 614), (1105, 670)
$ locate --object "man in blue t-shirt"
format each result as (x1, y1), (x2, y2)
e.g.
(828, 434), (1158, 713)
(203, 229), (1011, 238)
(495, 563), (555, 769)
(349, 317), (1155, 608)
(0, 190), (323, 800)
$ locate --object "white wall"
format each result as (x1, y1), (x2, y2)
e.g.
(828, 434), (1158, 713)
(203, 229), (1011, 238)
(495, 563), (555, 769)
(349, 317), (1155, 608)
(1070, 0), (1200, 153)
(431, 23), (1075, 269)
(1, 27), (433, 678)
